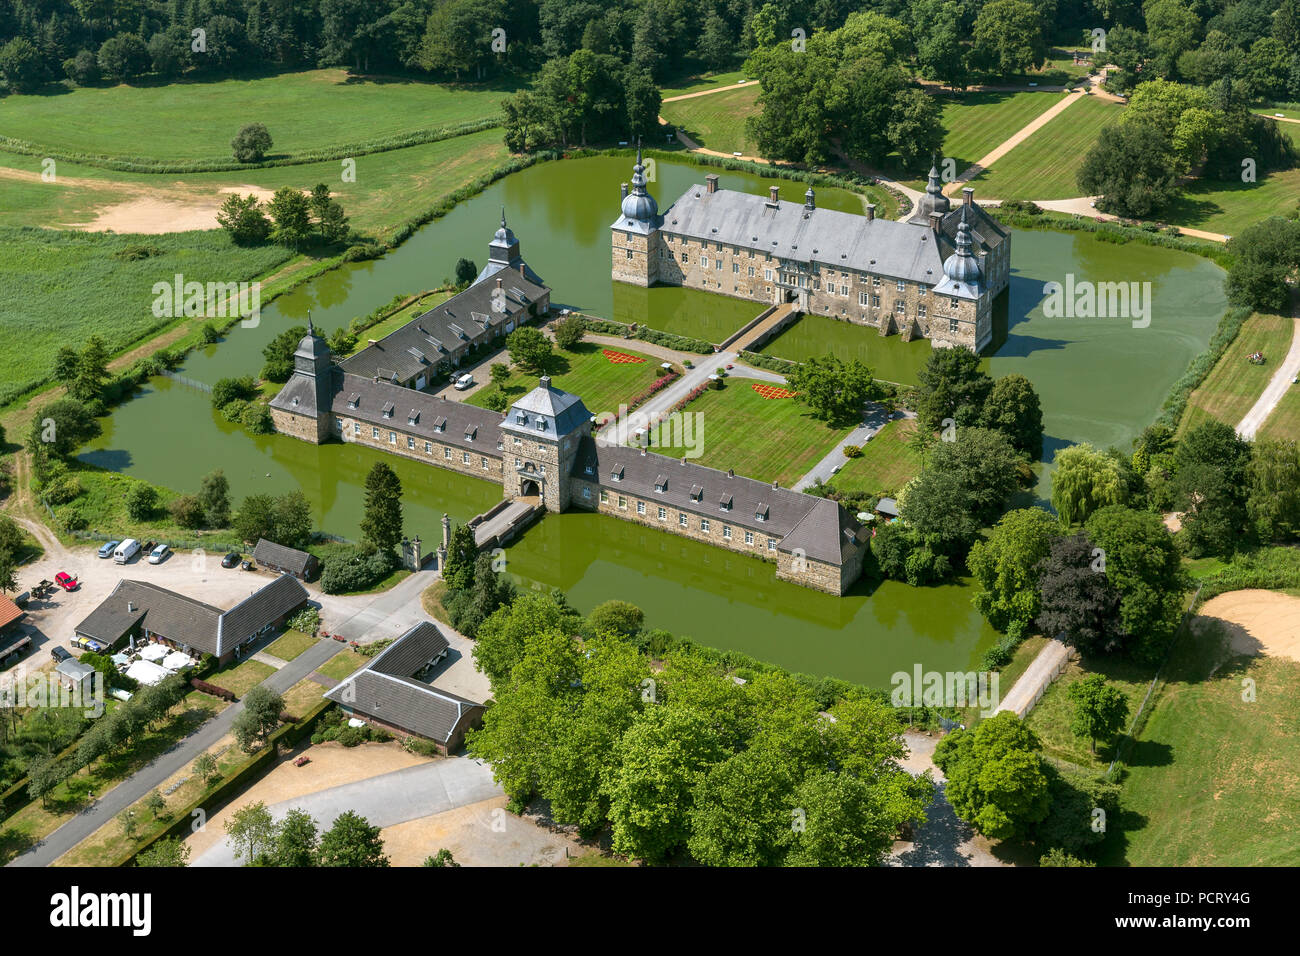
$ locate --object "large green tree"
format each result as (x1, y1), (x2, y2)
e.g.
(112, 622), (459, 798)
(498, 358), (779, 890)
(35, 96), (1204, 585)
(968, 507), (1060, 632)
(316, 811), (390, 867)
(1067, 674), (1129, 754)
(1036, 532), (1125, 654)
(933, 711), (1051, 840)
(359, 461), (403, 555)
(1051, 443), (1125, 527)
(786, 355), (879, 426)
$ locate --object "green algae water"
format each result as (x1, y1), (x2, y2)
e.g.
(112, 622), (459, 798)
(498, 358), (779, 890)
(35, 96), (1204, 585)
(78, 157), (1225, 685)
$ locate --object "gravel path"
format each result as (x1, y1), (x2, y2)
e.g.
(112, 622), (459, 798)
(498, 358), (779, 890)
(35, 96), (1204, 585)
(1236, 307), (1300, 440)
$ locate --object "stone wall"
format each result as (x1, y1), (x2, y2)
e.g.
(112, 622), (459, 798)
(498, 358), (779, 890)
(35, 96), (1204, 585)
(270, 407), (328, 444)
(335, 414), (506, 479)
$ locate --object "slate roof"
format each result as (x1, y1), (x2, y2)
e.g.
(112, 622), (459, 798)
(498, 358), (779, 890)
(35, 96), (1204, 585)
(659, 185), (1007, 287)
(323, 622), (478, 744)
(332, 373), (505, 453)
(500, 376), (593, 439)
(340, 271), (548, 383)
(74, 575), (307, 658)
(252, 538), (317, 576)
(573, 437), (864, 566)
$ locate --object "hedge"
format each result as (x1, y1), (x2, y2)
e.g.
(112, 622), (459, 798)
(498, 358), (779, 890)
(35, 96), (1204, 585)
(1196, 548), (1300, 604)
(633, 327), (715, 353)
(738, 350), (799, 374)
(1152, 305), (1252, 430)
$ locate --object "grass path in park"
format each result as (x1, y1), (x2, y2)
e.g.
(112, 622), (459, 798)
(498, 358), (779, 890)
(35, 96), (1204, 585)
(0, 127), (511, 234)
(894, 90), (1069, 189)
(652, 381), (853, 488)
(658, 70), (750, 99)
(1178, 309), (1294, 436)
(0, 69), (516, 162)
(660, 85), (762, 158)
(467, 342), (670, 419)
(968, 95), (1126, 200)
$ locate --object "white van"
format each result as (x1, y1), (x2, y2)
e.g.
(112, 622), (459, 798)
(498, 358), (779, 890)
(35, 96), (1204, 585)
(113, 538), (141, 564)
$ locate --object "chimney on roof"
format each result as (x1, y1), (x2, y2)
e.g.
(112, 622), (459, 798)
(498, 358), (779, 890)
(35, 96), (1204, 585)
(496, 276), (503, 292)
(804, 186), (815, 211)
(621, 182), (629, 199)
(929, 211), (943, 234)
(373, 374), (379, 383)
(768, 186), (780, 205)
(640, 446), (646, 456)
(963, 187), (974, 206)
(866, 203), (875, 221)
(539, 375), (551, 389)
(705, 173), (719, 194)
(727, 468), (735, 478)
(772, 480), (779, 488)
(680, 456), (686, 465)
(127, 602), (135, 613)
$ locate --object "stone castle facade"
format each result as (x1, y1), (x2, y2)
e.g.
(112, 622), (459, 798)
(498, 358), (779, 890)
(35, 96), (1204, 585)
(611, 152), (1010, 352)
(269, 219), (869, 595)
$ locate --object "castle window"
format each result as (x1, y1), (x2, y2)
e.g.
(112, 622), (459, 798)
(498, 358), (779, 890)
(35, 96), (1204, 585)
(333, 417), (340, 430)
(465, 426), (477, 441)
(481, 457), (489, 469)
(618, 495), (627, 509)
(723, 526), (732, 540)
(714, 242), (722, 252)
(701, 256), (709, 269)
(895, 300), (905, 314)
(654, 475), (667, 492)
(444, 447), (452, 459)
(513, 437), (521, 445)
(859, 292), (869, 306)
(764, 269), (773, 281)
(382, 403), (394, 419)
(918, 286), (927, 296)
(636, 501), (646, 515)
(626, 249), (633, 260)
(767, 538), (776, 550)
(372, 427), (380, 439)
(347, 394), (359, 409)
(515, 458), (521, 468)
(535, 419), (547, 431)
(919, 305), (927, 318)
(408, 412), (419, 426)
(659, 248), (665, 259)
(611, 465), (624, 481)
(872, 295), (881, 308)
(748, 266), (755, 277)
(425, 442), (432, 453)
(745, 530), (754, 545)
(584, 463), (594, 475)
(600, 490), (609, 503)
(407, 436), (415, 449)
(950, 319), (960, 333)
(516, 412), (527, 425)
(872, 276), (881, 287)
(680, 252), (688, 263)
(658, 507), (667, 520)
(701, 518), (711, 532)
(950, 297), (960, 308)
(389, 431), (397, 444)
(719, 495), (733, 512)
(462, 451), (470, 464)
(353, 423), (360, 435)
(715, 259), (722, 271)
(678, 513), (688, 527)
(897, 279), (905, 292)
(583, 487), (591, 499)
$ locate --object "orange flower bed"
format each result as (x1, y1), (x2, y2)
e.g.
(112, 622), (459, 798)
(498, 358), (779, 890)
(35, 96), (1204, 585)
(751, 383), (797, 400)
(601, 348), (646, 364)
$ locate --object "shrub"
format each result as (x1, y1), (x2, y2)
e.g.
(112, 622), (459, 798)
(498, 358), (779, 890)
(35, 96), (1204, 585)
(287, 607), (321, 634)
(59, 503), (88, 531)
(240, 403), (273, 434)
(169, 494), (204, 529)
(211, 376), (258, 410)
(843, 445), (862, 459)
(482, 390), (508, 412)
(232, 123), (273, 163)
(220, 398), (251, 423)
(191, 679), (236, 701)
(320, 547), (397, 594)
(402, 736), (443, 757)
(124, 482), (159, 521)
(44, 476), (83, 505)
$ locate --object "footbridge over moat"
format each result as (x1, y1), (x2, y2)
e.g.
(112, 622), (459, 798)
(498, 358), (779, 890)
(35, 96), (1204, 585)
(470, 497), (544, 551)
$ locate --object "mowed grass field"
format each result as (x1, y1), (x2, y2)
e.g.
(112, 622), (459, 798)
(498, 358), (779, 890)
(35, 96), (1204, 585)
(971, 95), (1125, 200)
(468, 342), (669, 418)
(660, 85), (762, 156)
(1179, 309), (1294, 436)
(0, 69), (515, 161)
(0, 127), (513, 234)
(0, 227), (293, 407)
(826, 417), (922, 496)
(653, 381), (853, 487)
(1099, 622), (1300, 866)
(895, 90), (1064, 187)
(1258, 372), (1300, 441)
(1164, 126), (1300, 234)
(658, 70), (749, 99)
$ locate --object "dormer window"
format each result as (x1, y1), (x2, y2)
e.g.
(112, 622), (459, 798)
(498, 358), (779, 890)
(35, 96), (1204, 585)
(535, 419), (547, 431)
(407, 411), (419, 426)
(381, 402), (394, 419)
(654, 475), (667, 493)
(584, 463), (594, 475)
(347, 394), (359, 409)
(433, 416), (446, 433)
(755, 504), (769, 522)
(465, 426), (477, 441)
(610, 465), (624, 482)
(719, 495), (733, 512)
(516, 412), (528, 425)
(690, 485), (703, 502)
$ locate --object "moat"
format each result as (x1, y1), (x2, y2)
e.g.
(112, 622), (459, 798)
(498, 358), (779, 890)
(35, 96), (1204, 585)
(79, 155), (1226, 685)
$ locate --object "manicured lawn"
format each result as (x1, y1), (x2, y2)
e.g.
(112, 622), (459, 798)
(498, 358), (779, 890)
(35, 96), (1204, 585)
(659, 70), (750, 99)
(264, 629), (320, 662)
(281, 676), (330, 719)
(1257, 377), (1300, 442)
(894, 90), (1066, 186)
(970, 95), (1126, 200)
(1024, 653), (1155, 772)
(1100, 622), (1300, 865)
(1179, 309), (1293, 435)
(0, 126), (513, 236)
(651, 380), (853, 487)
(0, 227), (292, 408)
(1, 69), (514, 162)
(661, 85), (762, 157)
(210, 658), (276, 698)
(317, 648), (369, 682)
(1163, 164), (1300, 236)
(756, 312), (962, 386)
(826, 418), (922, 497)
(468, 342), (671, 419)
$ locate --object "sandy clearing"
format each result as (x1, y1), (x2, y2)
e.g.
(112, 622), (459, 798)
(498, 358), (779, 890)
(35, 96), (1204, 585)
(380, 796), (595, 866)
(1163, 512), (1183, 533)
(183, 741), (432, 859)
(1198, 589), (1300, 664)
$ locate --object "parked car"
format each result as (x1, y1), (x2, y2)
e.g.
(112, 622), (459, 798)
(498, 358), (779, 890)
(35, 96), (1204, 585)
(98, 540), (120, 559)
(148, 543), (171, 564)
(221, 551), (241, 568)
(113, 539), (141, 564)
(51, 646), (71, 663)
(54, 572), (79, 591)
(454, 373), (474, 390)
(240, 560), (254, 571)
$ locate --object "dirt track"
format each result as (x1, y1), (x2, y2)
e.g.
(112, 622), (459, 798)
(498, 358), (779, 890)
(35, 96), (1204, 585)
(1198, 589), (1300, 664)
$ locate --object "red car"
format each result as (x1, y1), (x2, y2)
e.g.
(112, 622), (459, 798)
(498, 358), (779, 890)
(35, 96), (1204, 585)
(54, 572), (79, 592)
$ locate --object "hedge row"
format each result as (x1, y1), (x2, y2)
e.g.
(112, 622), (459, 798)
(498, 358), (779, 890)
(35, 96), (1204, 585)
(1152, 305), (1252, 430)
(1196, 548), (1300, 604)
(633, 327), (715, 354)
(122, 699), (332, 867)
(0, 116), (502, 175)
(738, 350), (799, 374)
